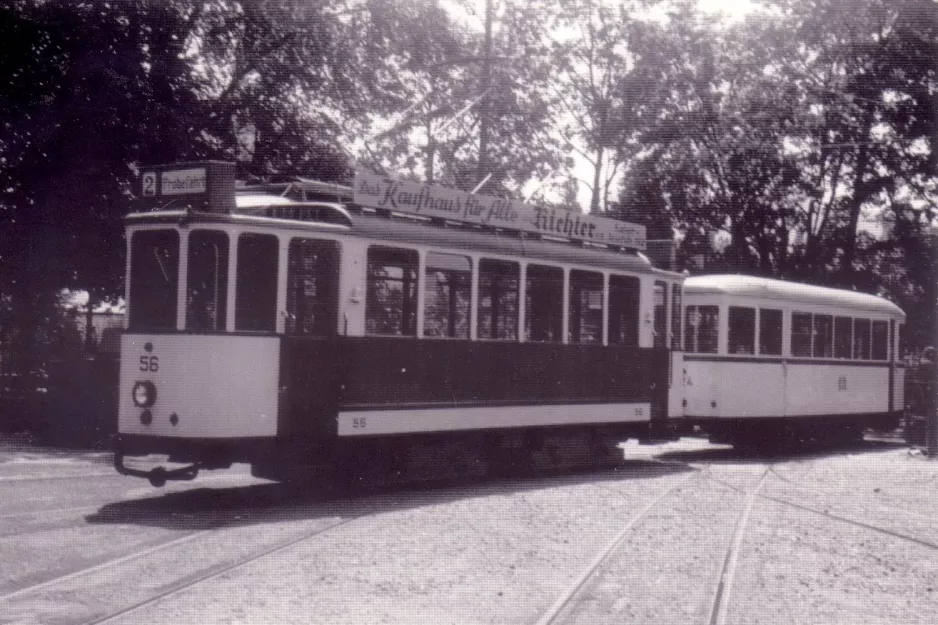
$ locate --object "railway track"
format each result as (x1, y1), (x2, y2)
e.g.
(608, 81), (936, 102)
(85, 516), (364, 625)
(534, 472), (700, 625)
(0, 494), (376, 625)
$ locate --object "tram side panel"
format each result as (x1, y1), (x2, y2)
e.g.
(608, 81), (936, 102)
(785, 362), (890, 417)
(683, 358), (786, 419)
(117, 334), (280, 456)
(278, 337), (670, 454)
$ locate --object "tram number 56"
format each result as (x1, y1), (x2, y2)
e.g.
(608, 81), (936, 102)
(139, 355), (159, 372)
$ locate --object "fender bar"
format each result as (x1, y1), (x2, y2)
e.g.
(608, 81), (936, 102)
(114, 452), (201, 487)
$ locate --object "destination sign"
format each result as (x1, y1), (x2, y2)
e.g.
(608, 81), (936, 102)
(137, 162), (236, 213)
(354, 171), (645, 251)
(161, 167), (207, 195)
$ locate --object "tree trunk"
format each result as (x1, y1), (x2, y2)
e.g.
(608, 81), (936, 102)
(590, 145), (604, 214)
(841, 140), (871, 282)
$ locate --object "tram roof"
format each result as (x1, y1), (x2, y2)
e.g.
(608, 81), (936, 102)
(127, 196), (657, 275)
(684, 274), (905, 317)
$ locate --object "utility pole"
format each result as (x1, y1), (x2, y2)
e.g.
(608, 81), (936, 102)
(476, 0), (494, 186)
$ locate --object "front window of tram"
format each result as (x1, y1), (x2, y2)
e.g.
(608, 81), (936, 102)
(186, 230), (229, 331)
(129, 230), (179, 331)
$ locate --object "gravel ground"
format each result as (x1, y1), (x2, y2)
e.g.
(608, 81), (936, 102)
(3, 437), (938, 625)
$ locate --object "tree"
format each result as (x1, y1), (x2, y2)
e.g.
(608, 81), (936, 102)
(0, 0), (476, 377)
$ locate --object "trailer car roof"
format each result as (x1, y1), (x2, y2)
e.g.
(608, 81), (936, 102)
(684, 274), (904, 317)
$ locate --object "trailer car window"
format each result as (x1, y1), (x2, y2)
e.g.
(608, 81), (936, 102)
(685, 305), (718, 354)
(235, 233), (279, 332)
(834, 316), (852, 359)
(424, 252), (471, 338)
(671, 285), (682, 350)
(569, 270), (603, 344)
(187, 230), (229, 332)
(759, 308), (782, 355)
(728, 307), (756, 355)
(853, 318), (871, 359)
(129, 230), (179, 331)
(871, 320), (888, 360)
(366, 246), (418, 336)
(653, 282), (668, 348)
(608, 275), (640, 347)
(791, 312), (812, 357)
(477, 259), (519, 340)
(525, 264), (563, 342)
(286, 238), (340, 336)
(813, 314), (833, 358)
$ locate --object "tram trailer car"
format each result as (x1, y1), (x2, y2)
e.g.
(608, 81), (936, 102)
(115, 162), (685, 486)
(681, 275), (906, 448)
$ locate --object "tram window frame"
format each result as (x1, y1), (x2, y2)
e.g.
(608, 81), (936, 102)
(608, 274), (640, 347)
(758, 308), (783, 356)
(423, 252), (471, 339)
(834, 316), (852, 359)
(898, 322), (907, 359)
(477, 258), (520, 341)
(568, 270), (603, 344)
(813, 314), (833, 358)
(186, 230), (229, 332)
(129, 229), (180, 331)
(671, 284), (683, 350)
(853, 318), (871, 359)
(235, 233), (279, 332)
(728, 306), (756, 355)
(524, 264), (564, 343)
(791, 312), (813, 357)
(871, 320), (889, 360)
(684, 305), (719, 354)
(365, 246), (419, 337)
(653, 281), (668, 349)
(286, 238), (340, 336)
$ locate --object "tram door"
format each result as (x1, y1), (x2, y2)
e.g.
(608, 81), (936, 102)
(285, 238), (341, 336)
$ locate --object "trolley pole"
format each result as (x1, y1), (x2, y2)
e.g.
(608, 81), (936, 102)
(924, 352), (937, 457)
(927, 385), (938, 457)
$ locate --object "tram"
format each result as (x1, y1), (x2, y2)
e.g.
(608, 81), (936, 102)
(682, 274), (906, 447)
(115, 162), (684, 485)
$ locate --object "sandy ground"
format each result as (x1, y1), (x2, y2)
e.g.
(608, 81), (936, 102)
(2, 436), (938, 625)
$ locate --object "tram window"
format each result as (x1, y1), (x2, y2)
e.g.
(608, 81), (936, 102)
(525, 264), (563, 342)
(834, 316), (852, 359)
(813, 314), (833, 358)
(130, 230), (179, 331)
(684, 305), (718, 354)
(759, 308), (782, 355)
(569, 270), (603, 344)
(608, 275), (640, 346)
(186, 230), (229, 332)
(366, 246), (418, 336)
(235, 233), (279, 332)
(853, 318), (871, 359)
(286, 238), (340, 336)
(898, 323), (907, 359)
(653, 282), (668, 348)
(728, 307), (756, 355)
(671, 285), (683, 349)
(424, 252), (470, 338)
(871, 320), (888, 360)
(477, 259), (519, 340)
(791, 312), (813, 357)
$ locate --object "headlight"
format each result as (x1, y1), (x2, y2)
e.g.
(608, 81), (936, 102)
(132, 381), (157, 408)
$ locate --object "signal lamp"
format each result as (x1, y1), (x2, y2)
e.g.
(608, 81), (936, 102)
(132, 381), (157, 408)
